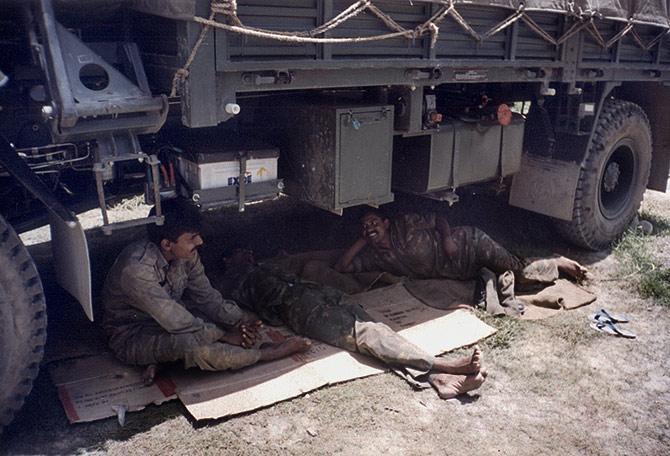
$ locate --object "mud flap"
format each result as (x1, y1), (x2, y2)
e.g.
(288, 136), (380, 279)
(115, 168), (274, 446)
(509, 154), (580, 221)
(49, 214), (93, 321)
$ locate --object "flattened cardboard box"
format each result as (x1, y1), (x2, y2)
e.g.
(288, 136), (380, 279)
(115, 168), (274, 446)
(172, 284), (496, 420)
(50, 354), (176, 424)
(53, 283), (495, 423)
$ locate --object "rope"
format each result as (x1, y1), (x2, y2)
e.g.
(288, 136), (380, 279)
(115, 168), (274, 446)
(521, 14), (557, 46)
(428, 22), (440, 47)
(367, 3), (414, 36)
(170, 11), (215, 97)
(645, 29), (670, 50)
(605, 22), (633, 49)
(166, 0), (669, 96)
(310, 0), (372, 36)
(448, 6), (481, 41)
(631, 28), (669, 51)
(555, 19), (591, 45)
(482, 9), (524, 40)
(587, 21), (607, 48)
(192, 15), (413, 43)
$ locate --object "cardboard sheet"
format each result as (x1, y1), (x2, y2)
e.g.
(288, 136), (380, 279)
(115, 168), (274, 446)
(52, 283), (495, 423)
(50, 354), (177, 424)
(172, 284), (495, 421)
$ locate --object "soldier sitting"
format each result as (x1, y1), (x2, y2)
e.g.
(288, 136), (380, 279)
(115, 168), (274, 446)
(102, 200), (310, 382)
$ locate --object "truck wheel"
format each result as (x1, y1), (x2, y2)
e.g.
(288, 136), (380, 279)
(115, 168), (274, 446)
(0, 215), (47, 432)
(557, 99), (652, 250)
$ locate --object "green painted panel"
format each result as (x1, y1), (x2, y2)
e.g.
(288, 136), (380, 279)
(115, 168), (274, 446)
(337, 107), (394, 206)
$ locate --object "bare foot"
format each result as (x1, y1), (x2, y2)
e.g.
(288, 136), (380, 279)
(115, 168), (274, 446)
(428, 372), (486, 399)
(555, 256), (588, 281)
(259, 337), (312, 361)
(432, 346), (482, 375)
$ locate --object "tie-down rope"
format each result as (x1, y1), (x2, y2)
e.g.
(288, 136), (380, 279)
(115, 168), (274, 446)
(170, 0), (669, 96)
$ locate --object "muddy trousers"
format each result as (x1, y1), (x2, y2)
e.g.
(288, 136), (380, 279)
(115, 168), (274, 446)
(351, 321), (434, 378)
(444, 226), (525, 279)
(284, 293), (434, 378)
(109, 329), (262, 371)
(451, 227), (559, 283)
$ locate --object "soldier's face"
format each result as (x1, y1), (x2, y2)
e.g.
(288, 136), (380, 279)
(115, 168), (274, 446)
(361, 214), (390, 246)
(163, 231), (204, 260)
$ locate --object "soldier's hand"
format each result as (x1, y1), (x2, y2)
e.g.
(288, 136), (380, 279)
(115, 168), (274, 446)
(238, 320), (263, 348)
(220, 325), (257, 348)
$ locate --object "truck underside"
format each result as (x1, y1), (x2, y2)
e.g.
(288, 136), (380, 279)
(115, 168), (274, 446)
(2, 0), (670, 431)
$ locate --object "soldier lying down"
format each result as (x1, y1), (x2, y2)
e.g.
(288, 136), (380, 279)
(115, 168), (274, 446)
(218, 249), (486, 400)
(337, 210), (588, 286)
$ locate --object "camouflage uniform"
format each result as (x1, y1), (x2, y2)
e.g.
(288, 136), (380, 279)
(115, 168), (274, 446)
(352, 213), (531, 281)
(102, 240), (261, 371)
(230, 266), (434, 378)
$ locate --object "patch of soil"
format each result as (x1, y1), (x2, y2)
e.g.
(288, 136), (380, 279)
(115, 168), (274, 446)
(2, 191), (669, 456)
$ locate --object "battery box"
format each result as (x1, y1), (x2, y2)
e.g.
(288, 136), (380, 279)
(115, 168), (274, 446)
(177, 143), (279, 191)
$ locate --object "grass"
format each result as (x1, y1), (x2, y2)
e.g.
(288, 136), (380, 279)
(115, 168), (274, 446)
(639, 268), (670, 305)
(612, 210), (670, 307)
(476, 310), (524, 350)
(612, 229), (656, 277)
(531, 314), (598, 347)
(639, 209), (670, 235)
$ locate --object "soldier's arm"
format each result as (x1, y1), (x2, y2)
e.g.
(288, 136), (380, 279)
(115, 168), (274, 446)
(183, 253), (246, 327)
(435, 215), (458, 258)
(120, 264), (224, 344)
(335, 238), (368, 272)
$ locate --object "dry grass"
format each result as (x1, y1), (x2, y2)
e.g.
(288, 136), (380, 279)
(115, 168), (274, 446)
(476, 310), (524, 350)
(614, 208), (670, 307)
(4, 191), (670, 456)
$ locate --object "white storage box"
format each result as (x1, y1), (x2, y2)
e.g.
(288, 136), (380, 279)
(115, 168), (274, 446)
(176, 144), (279, 190)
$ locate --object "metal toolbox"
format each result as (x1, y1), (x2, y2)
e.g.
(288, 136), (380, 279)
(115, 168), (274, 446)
(392, 114), (525, 194)
(279, 104), (395, 213)
(393, 126), (455, 193)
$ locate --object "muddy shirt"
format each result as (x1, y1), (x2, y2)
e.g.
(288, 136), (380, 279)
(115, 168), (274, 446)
(227, 265), (433, 379)
(351, 213), (525, 280)
(102, 240), (245, 348)
(230, 265), (370, 347)
(352, 213), (445, 278)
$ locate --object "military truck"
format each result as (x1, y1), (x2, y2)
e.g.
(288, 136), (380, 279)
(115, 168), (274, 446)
(2, 0), (669, 430)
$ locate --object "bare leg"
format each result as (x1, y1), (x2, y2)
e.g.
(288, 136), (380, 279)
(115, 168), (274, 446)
(431, 346), (482, 375)
(555, 256), (588, 281)
(259, 337), (312, 361)
(428, 372), (486, 399)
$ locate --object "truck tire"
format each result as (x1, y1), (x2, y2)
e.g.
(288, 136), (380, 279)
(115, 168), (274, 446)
(0, 215), (47, 432)
(557, 99), (652, 250)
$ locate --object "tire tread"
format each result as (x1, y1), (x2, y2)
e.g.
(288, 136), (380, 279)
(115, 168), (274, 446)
(0, 215), (47, 431)
(557, 99), (652, 249)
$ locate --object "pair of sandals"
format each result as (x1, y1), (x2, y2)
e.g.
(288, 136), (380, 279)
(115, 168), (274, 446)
(589, 309), (636, 339)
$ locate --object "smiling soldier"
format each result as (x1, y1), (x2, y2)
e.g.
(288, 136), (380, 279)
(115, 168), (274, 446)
(101, 199), (310, 381)
(334, 210), (587, 313)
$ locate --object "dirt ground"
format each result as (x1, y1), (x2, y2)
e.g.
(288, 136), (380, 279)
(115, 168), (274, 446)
(1, 190), (669, 456)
